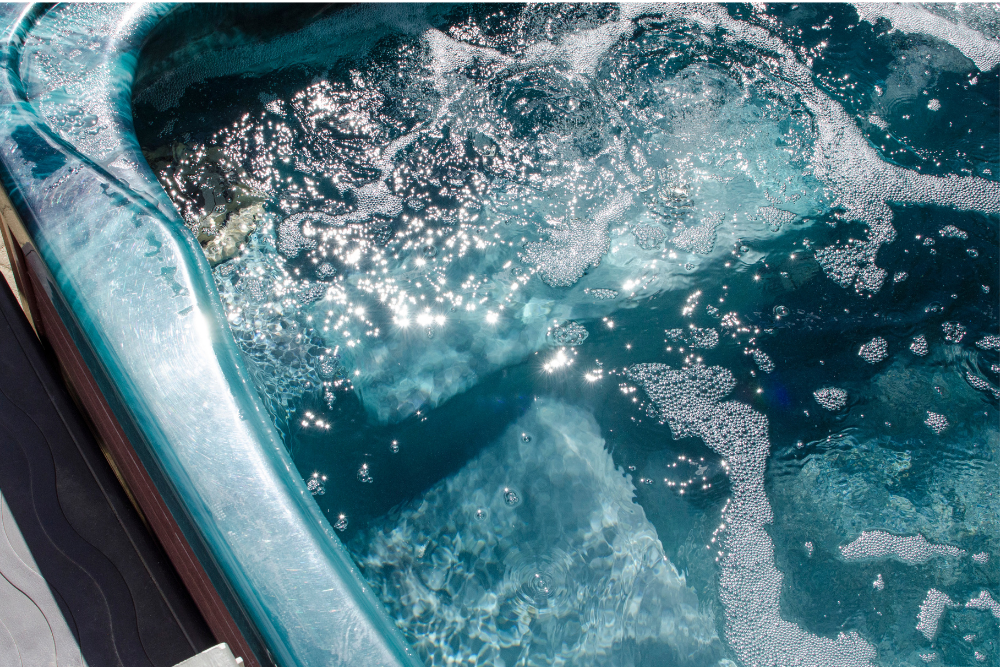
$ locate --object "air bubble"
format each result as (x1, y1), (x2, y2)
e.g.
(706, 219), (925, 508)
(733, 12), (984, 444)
(773, 305), (789, 317)
(503, 488), (520, 506)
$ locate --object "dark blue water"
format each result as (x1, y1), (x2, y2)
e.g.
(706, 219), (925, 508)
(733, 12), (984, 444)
(134, 4), (999, 666)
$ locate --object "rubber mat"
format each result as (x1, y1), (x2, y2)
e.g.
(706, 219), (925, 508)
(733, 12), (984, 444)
(0, 275), (215, 667)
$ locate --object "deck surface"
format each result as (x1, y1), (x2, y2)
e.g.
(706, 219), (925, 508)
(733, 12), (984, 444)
(0, 274), (215, 667)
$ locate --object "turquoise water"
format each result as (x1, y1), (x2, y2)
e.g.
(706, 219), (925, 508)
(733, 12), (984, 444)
(133, 4), (999, 666)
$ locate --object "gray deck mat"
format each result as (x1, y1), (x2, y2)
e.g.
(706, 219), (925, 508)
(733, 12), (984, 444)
(0, 275), (215, 666)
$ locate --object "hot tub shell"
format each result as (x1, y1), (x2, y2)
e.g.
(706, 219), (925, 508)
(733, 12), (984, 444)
(0, 5), (420, 666)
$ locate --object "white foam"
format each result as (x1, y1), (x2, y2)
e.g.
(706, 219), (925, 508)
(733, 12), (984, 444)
(839, 531), (964, 564)
(627, 364), (877, 667)
(694, 3), (1000, 294)
(966, 590), (1000, 620)
(523, 193), (630, 287)
(853, 3), (1000, 71)
(916, 589), (957, 641)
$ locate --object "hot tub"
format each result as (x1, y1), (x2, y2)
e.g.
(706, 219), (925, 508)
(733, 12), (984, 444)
(1, 4), (998, 667)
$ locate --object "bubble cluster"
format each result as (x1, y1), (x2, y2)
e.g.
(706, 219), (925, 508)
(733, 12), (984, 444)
(976, 335), (1000, 351)
(971, 552), (990, 564)
(910, 334), (929, 356)
(583, 288), (618, 300)
(938, 225), (968, 240)
(357, 463), (373, 484)
(671, 213), (723, 255)
(815, 241), (882, 295)
(666, 327), (719, 350)
(859, 337), (888, 364)
(893, 271), (908, 283)
(924, 411), (949, 434)
(751, 349), (774, 374)
(966, 371), (1000, 399)
(632, 223), (666, 250)
(966, 590), (1000, 619)
(942, 321), (967, 343)
(839, 531), (964, 564)
(689, 327), (720, 350)
(275, 216), (320, 258)
(522, 198), (627, 288)
(814, 387), (848, 411)
(755, 205), (796, 232)
(306, 475), (326, 496)
(548, 321), (588, 346)
(873, 574), (885, 591)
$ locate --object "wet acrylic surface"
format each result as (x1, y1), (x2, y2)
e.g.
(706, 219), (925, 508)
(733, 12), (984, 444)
(133, 4), (999, 666)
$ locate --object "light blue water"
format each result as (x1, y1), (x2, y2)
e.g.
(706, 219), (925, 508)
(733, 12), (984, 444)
(134, 4), (999, 666)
